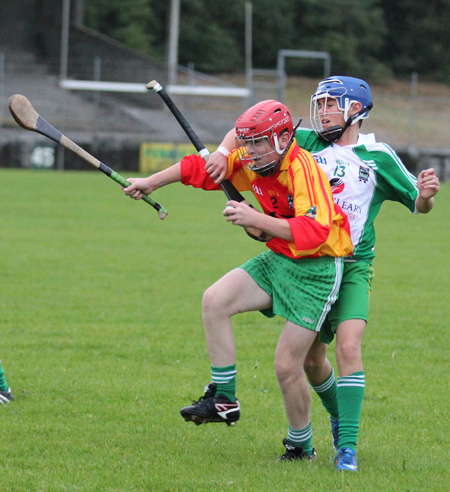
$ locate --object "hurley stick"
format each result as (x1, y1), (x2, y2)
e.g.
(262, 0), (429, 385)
(8, 94), (168, 220)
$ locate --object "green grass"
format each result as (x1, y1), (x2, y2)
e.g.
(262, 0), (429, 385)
(0, 169), (448, 491)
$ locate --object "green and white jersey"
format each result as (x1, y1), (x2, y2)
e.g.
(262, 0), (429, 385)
(296, 128), (419, 259)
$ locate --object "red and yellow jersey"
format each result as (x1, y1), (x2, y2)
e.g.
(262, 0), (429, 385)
(180, 141), (353, 259)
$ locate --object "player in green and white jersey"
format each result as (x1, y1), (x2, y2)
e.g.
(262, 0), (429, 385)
(205, 76), (440, 471)
(298, 76), (440, 471)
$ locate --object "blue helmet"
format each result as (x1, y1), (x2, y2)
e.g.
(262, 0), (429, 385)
(310, 76), (373, 142)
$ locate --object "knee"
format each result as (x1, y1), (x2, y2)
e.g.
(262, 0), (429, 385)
(202, 286), (220, 316)
(303, 352), (324, 376)
(202, 284), (234, 319)
(303, 341), (327, 377)
(336, 338), (361, 365)
(274, 357), (302, 385)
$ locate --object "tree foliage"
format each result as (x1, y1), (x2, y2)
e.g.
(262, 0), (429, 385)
(380, 0), (450, 80)
(290, 0), (389, 79)
(84, 0), (159, 56)
(83, 0), (450, 82)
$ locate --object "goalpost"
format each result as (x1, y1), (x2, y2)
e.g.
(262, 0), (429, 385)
(277, 50), (331, 101)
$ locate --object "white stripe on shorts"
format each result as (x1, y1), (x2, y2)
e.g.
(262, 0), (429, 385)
(316, 257), (343, 332)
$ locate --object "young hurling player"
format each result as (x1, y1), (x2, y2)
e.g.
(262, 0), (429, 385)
(122, 100), (353, 462)
(206, 76), (440, 472)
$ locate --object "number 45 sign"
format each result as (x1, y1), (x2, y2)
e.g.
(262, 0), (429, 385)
(30, 144), (55, 169)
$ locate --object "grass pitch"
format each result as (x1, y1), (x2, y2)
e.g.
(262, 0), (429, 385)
(0, 169), (448, 491)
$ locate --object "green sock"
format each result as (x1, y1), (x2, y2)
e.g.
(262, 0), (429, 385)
(337, 371), (365, 451)
(0, 361), (8, 392)
(211, 364), (237, 402)
(311, 368), (339, 421)
(287, 423), (313, 455)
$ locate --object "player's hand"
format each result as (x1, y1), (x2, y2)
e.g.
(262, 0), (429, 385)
(223, 200), (262, 227)
(417, 168), (440, 199)
(122, 177), (154, 200)
(205, 151), (228, 184)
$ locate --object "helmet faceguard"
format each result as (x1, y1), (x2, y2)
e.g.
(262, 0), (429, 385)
(310, 76), (373, 142)
(235, 100), (294, 176)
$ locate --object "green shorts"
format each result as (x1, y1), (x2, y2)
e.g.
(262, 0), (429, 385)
(319, 259), (374, 344)
(239, 251), (343, 332)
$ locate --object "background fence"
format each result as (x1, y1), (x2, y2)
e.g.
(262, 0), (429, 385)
(1, 52), (450, 180)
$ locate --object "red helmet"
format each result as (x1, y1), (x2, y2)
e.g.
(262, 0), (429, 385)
(235, 100), (293, 146)
(235, 100), (293, 176)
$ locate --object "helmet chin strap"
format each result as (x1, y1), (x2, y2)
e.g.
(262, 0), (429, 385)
(264, 119), (303, 175)
(319, 103), (373, 142)
(318, 125), (344, 142)
(252, 119), (303, 177)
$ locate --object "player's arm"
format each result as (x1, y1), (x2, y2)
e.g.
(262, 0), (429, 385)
(123, 162), (182, 200)
(224, 200), (293, 241)
(285, 154), (337, 254)
(415, 168), (440, 213)
(124, 151), (232, 201)
(206, 129), (236, 183)
(365, 145), (439, 214)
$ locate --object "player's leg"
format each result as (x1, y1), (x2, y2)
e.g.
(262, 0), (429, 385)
(304, 338), (339, 449)
(308, 259), (372, 470)
(304, 262), (352, 450)
(272, 256), (343, 461)
(334, 318), (365, 471)
(304, 337), (331, 383)
(181, 267), (272, 425)
(203, 267), (272, 399)
(202, 267), (272, 367)
(336, 318), (365, 374)
(332, 260), (373, 471)
(335, 319), (365, 432)
(275, 321), (318, 460)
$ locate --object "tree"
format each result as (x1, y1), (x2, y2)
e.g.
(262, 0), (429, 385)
(290, 0), (389, 80)
(380, 0), (450, 81)
(82, 0), (449, 83)
(177, 0), (245, 71)
(84, 0), (157, 56)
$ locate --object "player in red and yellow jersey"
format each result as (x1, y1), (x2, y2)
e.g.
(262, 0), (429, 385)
(122, 100), (352, 462)
(181, 135), (351, 259)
